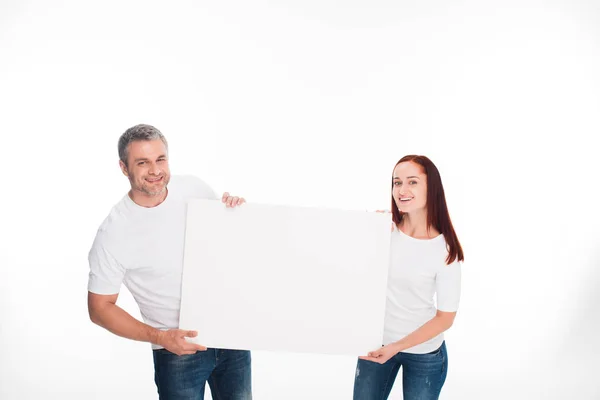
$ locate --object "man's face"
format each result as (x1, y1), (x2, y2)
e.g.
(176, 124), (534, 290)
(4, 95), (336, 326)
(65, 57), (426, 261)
(120, 139), (171, 197)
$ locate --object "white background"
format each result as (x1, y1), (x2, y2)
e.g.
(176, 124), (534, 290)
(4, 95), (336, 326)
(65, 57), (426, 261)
(1, 1), (599, 399)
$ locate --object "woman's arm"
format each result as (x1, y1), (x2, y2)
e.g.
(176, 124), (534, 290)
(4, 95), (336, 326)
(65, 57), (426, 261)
(360, 310), (456, 364)
(393, 309), (456, 352)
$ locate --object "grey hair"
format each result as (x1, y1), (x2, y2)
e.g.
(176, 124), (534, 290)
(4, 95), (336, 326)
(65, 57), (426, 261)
(118, 124), (168, 166)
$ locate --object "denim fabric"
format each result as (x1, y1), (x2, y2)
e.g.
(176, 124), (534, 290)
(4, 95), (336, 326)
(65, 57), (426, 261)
(153, 348), (252, 400)
(353, 341), (448, 400)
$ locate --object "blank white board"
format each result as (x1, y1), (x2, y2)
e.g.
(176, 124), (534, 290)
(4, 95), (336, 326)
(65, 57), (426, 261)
(179, 199), (391, 356)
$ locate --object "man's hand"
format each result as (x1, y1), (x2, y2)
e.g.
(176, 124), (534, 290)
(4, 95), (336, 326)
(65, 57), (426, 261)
(222, 192), (246, 208)
(359, 343), (400, 364)
(157, 329), (207, 356)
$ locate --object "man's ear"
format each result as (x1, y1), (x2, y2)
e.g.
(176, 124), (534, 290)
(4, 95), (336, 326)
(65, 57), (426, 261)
(119, 160), (129, 177)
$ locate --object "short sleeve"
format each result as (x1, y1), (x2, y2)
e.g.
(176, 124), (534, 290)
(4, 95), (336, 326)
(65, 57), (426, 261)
(435, 260), (461, 312)
(87, 233), (126, 295)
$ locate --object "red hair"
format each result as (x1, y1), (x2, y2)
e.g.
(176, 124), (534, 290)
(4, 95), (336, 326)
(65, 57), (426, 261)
(391, 155), (464, 265)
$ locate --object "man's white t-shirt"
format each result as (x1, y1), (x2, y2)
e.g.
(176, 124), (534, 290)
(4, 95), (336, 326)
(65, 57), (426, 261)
(383, 227), (462, 354)
(87, 175), (217, 349)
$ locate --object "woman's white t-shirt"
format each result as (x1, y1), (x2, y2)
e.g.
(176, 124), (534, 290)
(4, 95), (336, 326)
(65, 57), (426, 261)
(382, 227), (462, 354)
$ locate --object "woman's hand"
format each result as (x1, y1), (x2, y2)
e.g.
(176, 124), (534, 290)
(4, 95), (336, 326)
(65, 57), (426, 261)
(359, 343), (401, 364)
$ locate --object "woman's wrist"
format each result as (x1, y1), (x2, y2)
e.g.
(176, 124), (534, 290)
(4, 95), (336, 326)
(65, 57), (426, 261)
(392, 341), (405, 354)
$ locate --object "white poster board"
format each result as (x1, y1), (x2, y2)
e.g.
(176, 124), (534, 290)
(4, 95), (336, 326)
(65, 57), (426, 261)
(179, 199), (391, 356)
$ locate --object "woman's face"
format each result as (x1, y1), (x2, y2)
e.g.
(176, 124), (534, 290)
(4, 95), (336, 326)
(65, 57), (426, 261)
(392, 161), (428, 214)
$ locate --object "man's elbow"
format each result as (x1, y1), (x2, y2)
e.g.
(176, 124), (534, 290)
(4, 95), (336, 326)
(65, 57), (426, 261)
(88, 304), (102, 325)
(87, 292), (117, 326)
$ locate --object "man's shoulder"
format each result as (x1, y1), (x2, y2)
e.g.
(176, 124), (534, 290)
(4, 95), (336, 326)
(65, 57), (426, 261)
(88, 198), (130, 269)
(96, 194), (131, 242)
(169, 174), (211, 189)
(169, 174), (217, 200)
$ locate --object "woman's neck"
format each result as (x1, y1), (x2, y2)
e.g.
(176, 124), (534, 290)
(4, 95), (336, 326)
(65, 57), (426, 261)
(399, 210), (440, 239)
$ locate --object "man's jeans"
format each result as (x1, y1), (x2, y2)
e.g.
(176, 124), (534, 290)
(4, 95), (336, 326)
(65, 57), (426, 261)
(353, 341), (448, 400)
(153, 348), (252, 400)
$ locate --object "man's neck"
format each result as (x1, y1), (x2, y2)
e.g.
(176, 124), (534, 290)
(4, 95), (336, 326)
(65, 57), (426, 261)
(128, 188), (168, 208)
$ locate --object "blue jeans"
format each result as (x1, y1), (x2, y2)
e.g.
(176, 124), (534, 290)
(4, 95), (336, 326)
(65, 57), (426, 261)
(152, 348), (252, 400)
(353, 341), (448, 400)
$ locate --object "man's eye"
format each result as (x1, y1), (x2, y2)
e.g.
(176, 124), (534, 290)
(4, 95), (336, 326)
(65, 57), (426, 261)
(138, 162), (145, 165)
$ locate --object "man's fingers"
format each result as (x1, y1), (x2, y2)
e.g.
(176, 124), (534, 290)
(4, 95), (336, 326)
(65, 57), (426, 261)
(183, 342), (206, 352)
(222, 194), (245, 208)
(232, 197), (245, 207)
(184, 330), (198, 338)
(183, 342), (203, 350)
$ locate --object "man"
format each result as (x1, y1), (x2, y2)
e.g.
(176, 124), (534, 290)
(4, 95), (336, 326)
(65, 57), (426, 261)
(87, 124), (251, 399)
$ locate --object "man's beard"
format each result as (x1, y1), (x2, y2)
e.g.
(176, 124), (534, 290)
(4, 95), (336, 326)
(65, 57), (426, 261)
(132, 174), (170, 196)
(141, 184), (166, 196)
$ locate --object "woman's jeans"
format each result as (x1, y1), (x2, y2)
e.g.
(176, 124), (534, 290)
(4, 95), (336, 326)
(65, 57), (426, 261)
(353, 341), (448, 400)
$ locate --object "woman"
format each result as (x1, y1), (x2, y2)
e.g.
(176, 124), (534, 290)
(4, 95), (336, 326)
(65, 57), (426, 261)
(353, 155), (463, 400)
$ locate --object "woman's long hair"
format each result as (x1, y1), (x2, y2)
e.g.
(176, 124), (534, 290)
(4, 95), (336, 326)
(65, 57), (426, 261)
(391, 155), (464, 264)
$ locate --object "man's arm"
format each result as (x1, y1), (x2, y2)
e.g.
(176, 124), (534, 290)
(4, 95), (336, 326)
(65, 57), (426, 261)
(88, 292), (206, 355)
